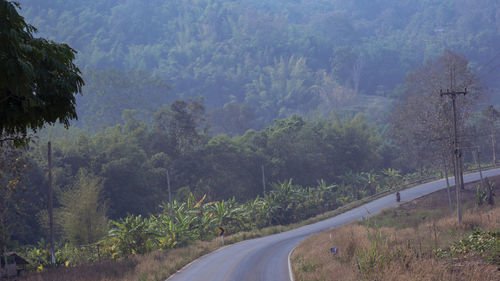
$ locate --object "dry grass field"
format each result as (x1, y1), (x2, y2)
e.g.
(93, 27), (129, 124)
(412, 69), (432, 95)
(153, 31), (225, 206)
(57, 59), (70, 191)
(292, 177), (500, 281)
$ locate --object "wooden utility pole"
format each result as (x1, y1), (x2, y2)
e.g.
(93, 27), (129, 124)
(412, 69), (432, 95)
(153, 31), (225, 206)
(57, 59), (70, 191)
(491, 131), (497, 167)
(261, 164), (266, 194)
(472, 127), (485, 189)
(477, 148), (485, 188)
(442, 154), (453, 213)
(486, 106), (498, 166)
(441, 88), (467, 224)
(47, 141), (55, 267)
(166, 169), (173, 217)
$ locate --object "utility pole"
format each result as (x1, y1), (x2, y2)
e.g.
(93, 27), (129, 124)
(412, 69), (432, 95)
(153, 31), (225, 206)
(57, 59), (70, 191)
(166, 169), (173, 217)
(441, 88), (467, 224)
(491, 129), (497, 167)
(477, 148), (485, 188)
(472, 127), (485, 189)
(441, 154), (453, 213)
(47, 142), (55, 268)
(487, 106), (498, 167)
(261, 164), (266, 194)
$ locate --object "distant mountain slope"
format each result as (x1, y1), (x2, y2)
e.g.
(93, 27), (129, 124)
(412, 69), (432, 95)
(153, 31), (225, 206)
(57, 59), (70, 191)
(17, 0), (500, 128)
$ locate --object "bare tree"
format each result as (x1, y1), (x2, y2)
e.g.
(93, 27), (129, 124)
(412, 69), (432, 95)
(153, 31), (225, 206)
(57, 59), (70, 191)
(351, 56), (364, 95)
(391, 50), (484, 174)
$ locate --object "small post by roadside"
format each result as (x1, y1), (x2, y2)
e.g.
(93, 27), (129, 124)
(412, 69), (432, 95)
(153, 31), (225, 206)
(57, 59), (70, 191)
(97, 244), (101, 263)
(219, 226), (225, 245)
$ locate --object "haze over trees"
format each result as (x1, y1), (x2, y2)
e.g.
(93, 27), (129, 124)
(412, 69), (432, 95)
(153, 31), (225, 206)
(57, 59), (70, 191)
(16, 0), (500, 130)
(1, 0), (500, 275)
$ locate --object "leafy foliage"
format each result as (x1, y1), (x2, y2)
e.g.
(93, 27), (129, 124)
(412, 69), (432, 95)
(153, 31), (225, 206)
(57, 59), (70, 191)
(16, 0), (500, 128)
(13, 103), (385, 226)
(58, 169), (107, 245)
(0, 142), (28, 249)
(435, 228), (500, 265)
(0, 0), (83, 144)
(14, 162), (413, 271)
(107, 215), (155, 256)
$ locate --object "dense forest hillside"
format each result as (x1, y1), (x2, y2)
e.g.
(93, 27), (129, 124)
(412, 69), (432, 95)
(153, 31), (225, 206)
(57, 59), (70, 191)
(17, 0), (500, 130)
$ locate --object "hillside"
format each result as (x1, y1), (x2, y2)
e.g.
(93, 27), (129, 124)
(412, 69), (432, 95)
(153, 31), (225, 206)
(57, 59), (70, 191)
(16, 0), (500, 129)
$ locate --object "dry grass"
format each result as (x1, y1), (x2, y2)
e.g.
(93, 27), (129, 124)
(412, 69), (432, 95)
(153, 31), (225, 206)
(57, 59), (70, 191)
(18, 224), (290, 281)
(292, 180), (500, 281)
(19, 241), (216, 281)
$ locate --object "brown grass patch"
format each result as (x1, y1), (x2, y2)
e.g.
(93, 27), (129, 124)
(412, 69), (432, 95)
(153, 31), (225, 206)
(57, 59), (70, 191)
(292, 177), (500, 281)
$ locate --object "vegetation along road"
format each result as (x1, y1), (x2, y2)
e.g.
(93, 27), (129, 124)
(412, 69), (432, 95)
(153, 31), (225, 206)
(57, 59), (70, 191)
(167, 168), (500, 281)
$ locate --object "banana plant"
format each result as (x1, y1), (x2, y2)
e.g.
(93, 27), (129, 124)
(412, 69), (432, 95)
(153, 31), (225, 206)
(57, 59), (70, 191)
(210, 198), (246, 234)
(148, 214), (178, 249)
(381, 168), (402, 191)
(107, 214), (156, 256)
(360, 171), (378, 195)
(265, 179), (306, 224)
(339, 171), (364, 200)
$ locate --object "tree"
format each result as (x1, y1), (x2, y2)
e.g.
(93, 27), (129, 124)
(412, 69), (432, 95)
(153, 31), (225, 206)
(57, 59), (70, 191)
(152, 99), (208, 156)
(0, 1), (84, 145)
(244, 56), (319, 123)
(339, 171), (363, 200)
(58, 169), (107, 245)
(208, 103), (256, 136)
(482, 105), (500, 166)
(78, 69), (170, 130)
(324, 114), (382, 176)
(0, 142), (27, 250)
(330, 46), (358, 85)
(203, 135), (262, 200)
(391, 50), (483, 173)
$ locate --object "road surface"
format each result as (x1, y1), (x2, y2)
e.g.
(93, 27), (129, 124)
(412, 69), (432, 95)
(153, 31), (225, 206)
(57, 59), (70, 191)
(167, 168), (500, 281)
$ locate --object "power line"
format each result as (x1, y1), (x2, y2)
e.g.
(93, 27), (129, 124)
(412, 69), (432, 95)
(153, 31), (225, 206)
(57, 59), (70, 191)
(477, 49), (500, 74)
(482, 62), (500, 78)
(425, 125), (500, 143)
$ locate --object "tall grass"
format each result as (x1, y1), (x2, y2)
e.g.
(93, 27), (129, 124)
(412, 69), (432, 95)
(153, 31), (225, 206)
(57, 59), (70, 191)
(292, 187), (500, 281)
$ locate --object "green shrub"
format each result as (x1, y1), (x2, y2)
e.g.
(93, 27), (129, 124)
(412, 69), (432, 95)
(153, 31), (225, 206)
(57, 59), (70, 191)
(434, 228), (500, 265)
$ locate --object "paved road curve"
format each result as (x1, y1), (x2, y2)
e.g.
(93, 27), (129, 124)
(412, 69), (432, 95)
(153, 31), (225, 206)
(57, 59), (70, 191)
(167, 169), (500, 281)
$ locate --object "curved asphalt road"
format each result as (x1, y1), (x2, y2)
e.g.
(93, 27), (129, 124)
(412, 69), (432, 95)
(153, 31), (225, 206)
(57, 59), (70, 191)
(167, 168), (500, 281)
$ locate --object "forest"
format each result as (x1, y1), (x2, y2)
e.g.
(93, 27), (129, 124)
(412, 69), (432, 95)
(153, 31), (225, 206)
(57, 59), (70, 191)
(17, 0), (500, 129)
(2, 0), (500, 274)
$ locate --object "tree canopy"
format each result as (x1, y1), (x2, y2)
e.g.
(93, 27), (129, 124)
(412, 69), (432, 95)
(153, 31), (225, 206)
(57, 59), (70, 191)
(16, 0), (500, 129)
(0, 0), (83, 144)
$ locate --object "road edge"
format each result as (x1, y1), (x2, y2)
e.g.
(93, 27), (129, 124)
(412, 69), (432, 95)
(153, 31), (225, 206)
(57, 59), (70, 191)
(288, 244), (297, 281)
(167, 168), (500, 281)
(165, 244), (231, 281)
